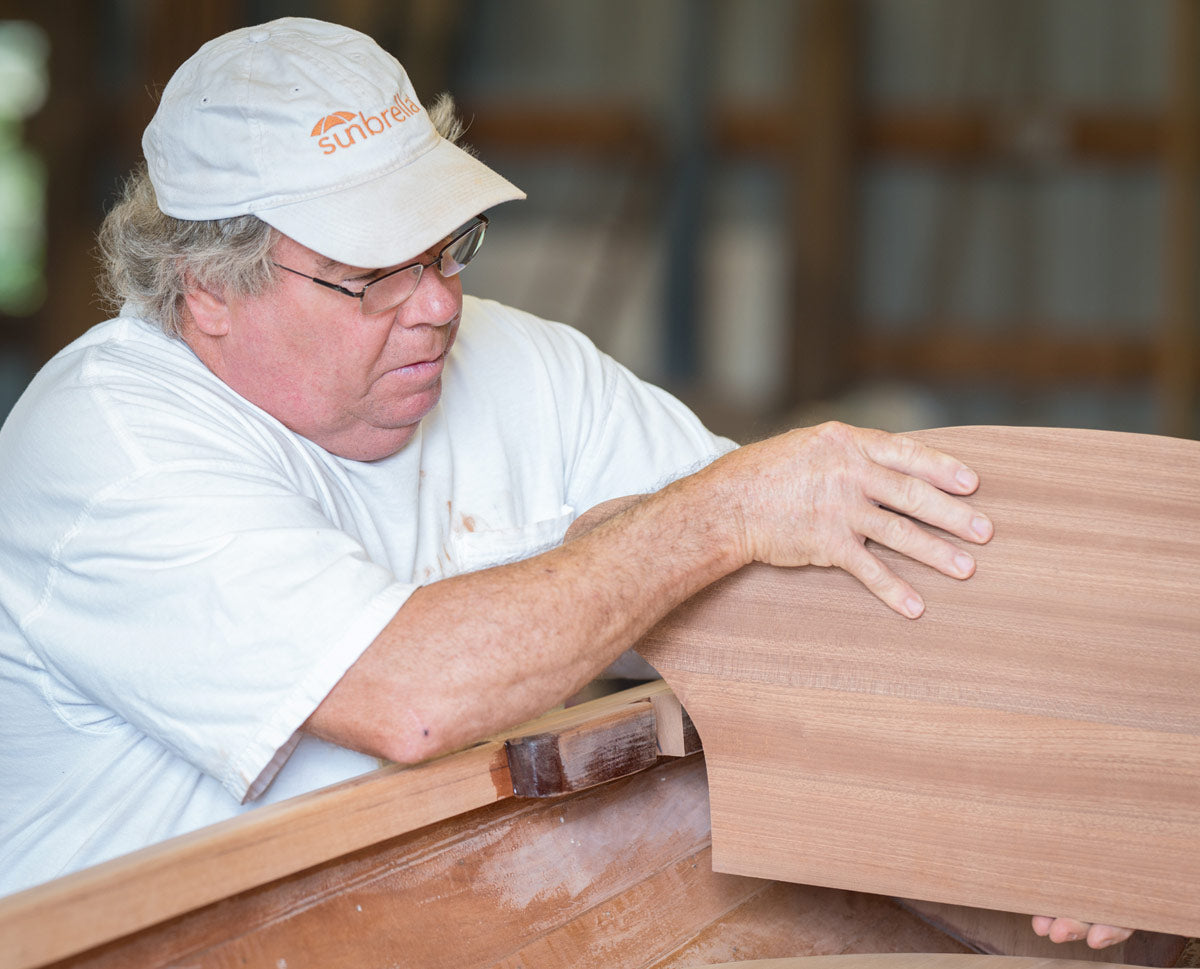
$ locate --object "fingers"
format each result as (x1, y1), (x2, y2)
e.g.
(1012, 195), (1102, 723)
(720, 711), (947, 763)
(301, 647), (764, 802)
(717, 423), (993, 616)
(1030, 915), (1055, 936)
(1031, 916), (1135, 949)
(837, 539), (925, 619)
(870, 464), (993, 548)
(1087, 924), (1134, 948)
(862, 427), (983, 498)
(861, 503), (978, 583)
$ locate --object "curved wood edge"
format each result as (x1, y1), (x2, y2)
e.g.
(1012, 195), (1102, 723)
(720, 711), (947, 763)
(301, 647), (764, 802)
(0, 680), (688, 969)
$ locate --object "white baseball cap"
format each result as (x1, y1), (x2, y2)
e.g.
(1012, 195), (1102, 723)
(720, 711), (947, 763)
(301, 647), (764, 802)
(143, 17), (524, 268)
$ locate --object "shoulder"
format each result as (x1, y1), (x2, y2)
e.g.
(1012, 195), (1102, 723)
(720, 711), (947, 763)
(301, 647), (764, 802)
(453, 295), (617, 381)
(0, 315), (308, 486)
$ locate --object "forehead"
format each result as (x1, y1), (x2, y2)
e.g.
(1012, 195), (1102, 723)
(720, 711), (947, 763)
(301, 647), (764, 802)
(276, 229), (451, 275)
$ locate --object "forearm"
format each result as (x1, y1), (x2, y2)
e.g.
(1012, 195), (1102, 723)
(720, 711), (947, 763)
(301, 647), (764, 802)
(305, 466), (744, 763)
(306, 422), (994, 764)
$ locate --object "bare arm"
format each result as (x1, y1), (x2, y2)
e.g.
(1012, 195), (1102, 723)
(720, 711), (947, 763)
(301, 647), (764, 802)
(305, 422), (992, 764)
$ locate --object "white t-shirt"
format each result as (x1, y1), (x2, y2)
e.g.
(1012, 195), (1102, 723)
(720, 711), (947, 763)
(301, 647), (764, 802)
(0, 295), (733, 896)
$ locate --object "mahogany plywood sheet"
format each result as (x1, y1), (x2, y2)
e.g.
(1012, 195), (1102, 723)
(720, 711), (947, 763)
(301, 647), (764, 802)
(635, 426), (1200, 938)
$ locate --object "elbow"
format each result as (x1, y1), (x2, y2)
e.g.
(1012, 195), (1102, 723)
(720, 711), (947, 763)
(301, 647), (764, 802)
(373, 709), (458, 766)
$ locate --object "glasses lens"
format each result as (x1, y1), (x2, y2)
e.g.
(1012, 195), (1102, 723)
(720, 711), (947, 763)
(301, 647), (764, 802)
(438, 220), (487, 277)
(360, 264), (423, 315)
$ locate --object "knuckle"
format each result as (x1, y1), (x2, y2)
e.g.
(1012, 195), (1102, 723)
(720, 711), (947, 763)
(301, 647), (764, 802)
(813, 420), (851, 447)
(897, 473), (927, 513)
(880, 511), (915, 548)
(894, 433), (920, 463)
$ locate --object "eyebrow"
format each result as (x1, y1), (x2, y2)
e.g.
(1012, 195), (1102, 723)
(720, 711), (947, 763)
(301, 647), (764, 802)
(313, 255), (359, 275)
(310, 255), (384, 282)
(308, 229), (455, 279)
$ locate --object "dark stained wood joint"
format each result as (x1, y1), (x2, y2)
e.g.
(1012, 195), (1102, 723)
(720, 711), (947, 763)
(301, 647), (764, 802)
(506, 701), (660, 797)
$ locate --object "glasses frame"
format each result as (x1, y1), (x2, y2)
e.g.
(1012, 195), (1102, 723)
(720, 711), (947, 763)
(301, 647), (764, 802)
(273, 215), (488, 316)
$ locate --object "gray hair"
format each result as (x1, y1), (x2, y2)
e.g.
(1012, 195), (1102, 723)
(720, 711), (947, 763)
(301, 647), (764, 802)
(98, 93), (471, 338)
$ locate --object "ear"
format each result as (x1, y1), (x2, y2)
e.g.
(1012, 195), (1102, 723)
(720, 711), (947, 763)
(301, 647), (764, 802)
(182, 277), (232, 337)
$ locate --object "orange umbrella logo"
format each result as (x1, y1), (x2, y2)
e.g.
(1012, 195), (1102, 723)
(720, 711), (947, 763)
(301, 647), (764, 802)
(310, 111), (357, 136)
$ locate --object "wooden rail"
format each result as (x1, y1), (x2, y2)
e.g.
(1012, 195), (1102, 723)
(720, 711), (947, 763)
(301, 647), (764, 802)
(0, 681), (687, 969)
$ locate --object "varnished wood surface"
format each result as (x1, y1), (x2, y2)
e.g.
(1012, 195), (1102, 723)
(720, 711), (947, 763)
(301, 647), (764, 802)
(636, 426), (1200, 938)
(0, 681), (679, 969)
(29, 757), (977, 969)
(506, 701), (659, 796)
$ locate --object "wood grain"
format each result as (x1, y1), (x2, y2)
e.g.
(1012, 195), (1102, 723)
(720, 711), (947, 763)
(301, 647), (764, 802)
(506, 701), (659, 795)
(647, 882), (971, 968)
(635, 426), (1200, 938)
(1, 741), (511, 969)
(650, 689), (703, 757)
(0, 680), (679, 969)
(28, 756), (993, 969)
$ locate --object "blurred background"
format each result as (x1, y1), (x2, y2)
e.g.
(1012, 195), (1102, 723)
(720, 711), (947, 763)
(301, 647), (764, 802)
(1, 0), (1197, 443)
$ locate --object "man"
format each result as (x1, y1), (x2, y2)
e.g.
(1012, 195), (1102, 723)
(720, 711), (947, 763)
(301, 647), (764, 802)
(0, 16), (1127, 950)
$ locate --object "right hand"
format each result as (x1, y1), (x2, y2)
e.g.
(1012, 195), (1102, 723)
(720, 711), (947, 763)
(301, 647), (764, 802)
(704, 421), (994, 618)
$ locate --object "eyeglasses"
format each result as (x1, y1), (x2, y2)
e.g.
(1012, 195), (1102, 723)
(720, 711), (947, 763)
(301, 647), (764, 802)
(273, 215), (488, 316)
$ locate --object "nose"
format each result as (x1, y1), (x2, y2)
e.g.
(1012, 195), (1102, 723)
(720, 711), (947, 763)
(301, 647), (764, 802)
(394, 263), (461, 328)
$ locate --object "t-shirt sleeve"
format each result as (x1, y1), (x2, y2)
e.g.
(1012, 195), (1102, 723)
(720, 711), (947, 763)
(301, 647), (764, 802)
(21, 460), (413, 802)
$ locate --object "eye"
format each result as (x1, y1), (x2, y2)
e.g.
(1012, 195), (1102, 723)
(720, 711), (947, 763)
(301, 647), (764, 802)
(339, 272), (377, 292)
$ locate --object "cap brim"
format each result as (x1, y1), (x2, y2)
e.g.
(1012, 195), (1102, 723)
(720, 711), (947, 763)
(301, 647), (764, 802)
(254, 137), (525, 268)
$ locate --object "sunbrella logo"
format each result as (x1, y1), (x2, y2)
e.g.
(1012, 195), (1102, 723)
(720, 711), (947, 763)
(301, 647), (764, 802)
(311, 93), (422, 155)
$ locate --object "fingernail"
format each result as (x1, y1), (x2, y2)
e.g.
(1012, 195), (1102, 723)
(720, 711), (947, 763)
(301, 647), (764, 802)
(956, 467), (977, 490)
(904, 596), (924, 618)
(971, 515), (991, 540)
(954, 552), (974, 577)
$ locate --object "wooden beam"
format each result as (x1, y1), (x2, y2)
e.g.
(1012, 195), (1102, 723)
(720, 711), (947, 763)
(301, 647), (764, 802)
(456, 103), (659, 159)
(1158, 0), (1200, 438)
(0, 680), (685, 969)
(718, 107), (1166, 165)
(506, 700), (659, 796)
(787, 0), (860, 404)
(461, 103), (1169, 167)
(850, 330), (1155, 385)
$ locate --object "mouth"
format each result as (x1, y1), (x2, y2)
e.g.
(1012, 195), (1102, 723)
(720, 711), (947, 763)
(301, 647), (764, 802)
(377, 316), (460, 389)
(387, 351), (446, 382)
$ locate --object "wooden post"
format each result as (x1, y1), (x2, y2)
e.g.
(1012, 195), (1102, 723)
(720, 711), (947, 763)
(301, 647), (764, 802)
(787, 0), (860, 407)
(1160, 0), (1200, 438)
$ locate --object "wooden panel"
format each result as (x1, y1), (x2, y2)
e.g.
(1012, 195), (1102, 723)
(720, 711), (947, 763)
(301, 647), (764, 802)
(636, 426), (1200, 938)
